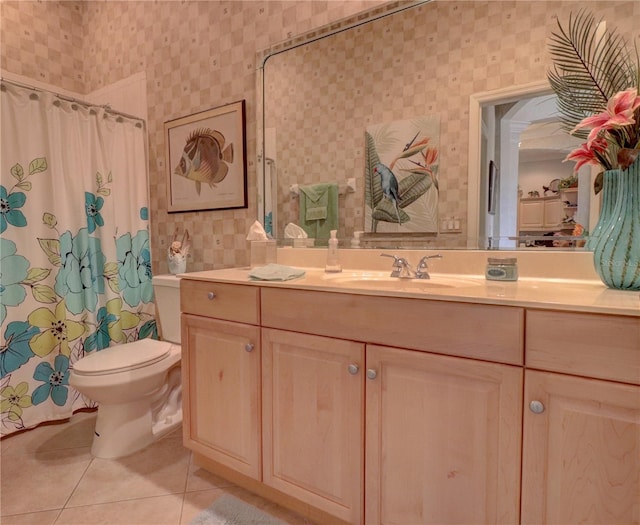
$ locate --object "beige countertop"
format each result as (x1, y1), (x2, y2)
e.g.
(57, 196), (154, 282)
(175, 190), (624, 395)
(179, 266), (640, 317)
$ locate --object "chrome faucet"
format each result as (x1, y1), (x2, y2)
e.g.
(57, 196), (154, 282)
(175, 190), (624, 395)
(381, 253), (442, 279)
(415, 254), (443, 279)
(380, 253), (413, 278)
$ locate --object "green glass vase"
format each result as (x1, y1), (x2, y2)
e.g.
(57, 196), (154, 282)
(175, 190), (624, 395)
(585, 169), (620, 251)
(592, 155), (640, 290)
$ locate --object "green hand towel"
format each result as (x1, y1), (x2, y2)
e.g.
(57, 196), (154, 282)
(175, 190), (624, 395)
(299, 184), (329, 221)
(298, 182), (339, 242)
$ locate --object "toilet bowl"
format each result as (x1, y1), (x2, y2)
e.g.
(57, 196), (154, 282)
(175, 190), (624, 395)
(69, 274), (182, 459)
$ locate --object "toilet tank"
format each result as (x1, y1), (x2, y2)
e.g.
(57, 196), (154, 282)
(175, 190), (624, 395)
(152, 274), (182, 344)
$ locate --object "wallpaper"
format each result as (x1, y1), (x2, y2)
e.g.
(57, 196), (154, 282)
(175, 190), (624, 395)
(264, 0), (640, 247)
(1, 0), (383, 272)
(2, 0), (639, 265)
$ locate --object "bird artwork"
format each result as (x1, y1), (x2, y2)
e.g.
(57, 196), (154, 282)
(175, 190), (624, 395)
(364, 125), (439, 233)
(373, 162), (402, 224)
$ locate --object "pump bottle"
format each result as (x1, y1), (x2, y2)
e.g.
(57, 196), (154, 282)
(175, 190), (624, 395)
(325, 230), (342, 273)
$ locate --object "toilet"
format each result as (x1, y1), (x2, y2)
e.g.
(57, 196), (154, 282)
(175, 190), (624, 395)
(69, 274), (182, 459)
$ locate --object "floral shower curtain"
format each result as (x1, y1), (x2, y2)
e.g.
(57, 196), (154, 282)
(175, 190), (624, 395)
(0, 80), (156, 437)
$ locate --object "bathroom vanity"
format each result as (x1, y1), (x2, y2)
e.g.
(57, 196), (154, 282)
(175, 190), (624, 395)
(179, 251), (639, 525)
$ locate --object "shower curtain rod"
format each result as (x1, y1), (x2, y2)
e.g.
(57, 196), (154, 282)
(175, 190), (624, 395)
(0, 76), (146, 126)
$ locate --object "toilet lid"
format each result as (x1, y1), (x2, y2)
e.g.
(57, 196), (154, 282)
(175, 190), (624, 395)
(73, 339), (173, 375)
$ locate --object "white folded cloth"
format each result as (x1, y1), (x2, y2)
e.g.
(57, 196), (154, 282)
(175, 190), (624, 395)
(248, 264), (305, 281)
(284, 222), (308, 239)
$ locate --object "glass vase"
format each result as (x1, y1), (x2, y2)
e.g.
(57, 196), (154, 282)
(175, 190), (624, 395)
(585, 169), (620, 251)
(592, 155), (640, 290)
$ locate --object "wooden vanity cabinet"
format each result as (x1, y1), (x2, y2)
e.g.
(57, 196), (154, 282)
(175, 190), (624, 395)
(181, 279), (639, 525)
(261, 288), (524, 525)
(365, 344), (523, 525)
(522, 310), (640, 525)
(262, 328), (364, 524)
(521, 370), (639, 525)
(260, 288), (524, 366)
(181, 281), (262, 480)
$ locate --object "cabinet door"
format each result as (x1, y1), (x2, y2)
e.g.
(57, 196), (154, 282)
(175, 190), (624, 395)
(519, 199), (544, 230)
(181, 314), (261, 479)
(365, 345), (522, 525)
(543, 198), (563, 228)
(262, 328), (364, 524)
(522, 370), (640, 525)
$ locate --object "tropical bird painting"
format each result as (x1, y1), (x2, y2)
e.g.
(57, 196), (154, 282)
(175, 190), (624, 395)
(365, 117), (440, 233)
(373, 162), (402, 224)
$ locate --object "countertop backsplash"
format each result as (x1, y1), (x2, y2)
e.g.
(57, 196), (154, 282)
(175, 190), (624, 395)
(275, 248), (600, 282)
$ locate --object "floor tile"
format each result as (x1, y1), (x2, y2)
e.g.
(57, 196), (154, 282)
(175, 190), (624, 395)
(0, 447), (93, 516)
(227, 486), (317, 525)
(66, 433), (190, 507)
(0, 509), (61, 525)
(1, 415), (318, 524)
(179, 488), (225, 524)
(1, 411), (96, 456)
(181, 486), (316, 525)
(185, 454), (236, 493)
(55, 494), (183, 525)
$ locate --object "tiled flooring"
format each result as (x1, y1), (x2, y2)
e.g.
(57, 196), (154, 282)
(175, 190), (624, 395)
(0, 411), (313, 525)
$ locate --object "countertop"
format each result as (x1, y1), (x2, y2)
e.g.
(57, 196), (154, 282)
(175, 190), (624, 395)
(179, 267), (640, 317)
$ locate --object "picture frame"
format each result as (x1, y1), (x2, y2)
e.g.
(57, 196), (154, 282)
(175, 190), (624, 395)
(165, 100), (247, 213)
(364, 115), (440, 234)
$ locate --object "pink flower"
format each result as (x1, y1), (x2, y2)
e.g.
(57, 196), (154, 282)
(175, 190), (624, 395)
(564, 137), (608, 171)
(572, 88), (640, 145)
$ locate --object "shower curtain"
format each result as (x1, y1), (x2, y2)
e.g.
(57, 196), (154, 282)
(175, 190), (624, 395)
(0, 80), (156, 437)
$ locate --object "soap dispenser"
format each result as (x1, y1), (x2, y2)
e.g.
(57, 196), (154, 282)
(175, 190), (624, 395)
(351, 230), (363, 248)
(325, 230), (342, 273)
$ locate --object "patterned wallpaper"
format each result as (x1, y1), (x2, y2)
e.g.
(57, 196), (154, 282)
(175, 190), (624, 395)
(1, 0), (384, 272)
(2, 0), (639, 267)
(0, 1), (85, 92)
(265, 0), (640, 248)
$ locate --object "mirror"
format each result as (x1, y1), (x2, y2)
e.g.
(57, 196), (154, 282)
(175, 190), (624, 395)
(467, 81), (596, 250)
(257, 0), (632, 250)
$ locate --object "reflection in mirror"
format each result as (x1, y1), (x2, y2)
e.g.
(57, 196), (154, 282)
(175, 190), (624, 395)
(258, 0), (636, 250)
(471, 83), (594, 250)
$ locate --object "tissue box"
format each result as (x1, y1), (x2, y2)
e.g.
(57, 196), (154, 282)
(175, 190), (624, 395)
(250, 240), (277, 268)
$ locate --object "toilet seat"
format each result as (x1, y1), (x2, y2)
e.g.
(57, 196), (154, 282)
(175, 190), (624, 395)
(73, 339), (173, 376)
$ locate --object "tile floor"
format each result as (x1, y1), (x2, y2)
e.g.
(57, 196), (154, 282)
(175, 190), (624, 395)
(0, 411), (314, 525)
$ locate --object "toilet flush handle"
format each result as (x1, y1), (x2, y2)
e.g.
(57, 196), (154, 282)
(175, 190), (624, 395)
(207, 291), (216, 300)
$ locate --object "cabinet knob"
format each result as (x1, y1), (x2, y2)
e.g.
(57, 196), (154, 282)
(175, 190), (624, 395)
(347, 364), (359, 375)
(366, 368), (377, 380)
(529, 400), (545, 414)
(245, 343), (254, 352)
(207, 291), (216, 300)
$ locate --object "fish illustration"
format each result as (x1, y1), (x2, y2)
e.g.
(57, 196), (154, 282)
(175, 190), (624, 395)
(174, 128), (234, 195)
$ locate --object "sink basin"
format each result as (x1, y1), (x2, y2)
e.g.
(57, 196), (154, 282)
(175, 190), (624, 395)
(322, 273), (482, 290)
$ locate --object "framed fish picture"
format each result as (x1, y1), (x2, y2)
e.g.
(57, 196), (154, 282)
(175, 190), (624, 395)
(164, 100), (247, 212)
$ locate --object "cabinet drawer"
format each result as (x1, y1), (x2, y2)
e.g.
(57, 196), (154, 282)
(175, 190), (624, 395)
(180, 279), (260, 325)
(526, 310), (640, 385)
(262, 288), (524, 365)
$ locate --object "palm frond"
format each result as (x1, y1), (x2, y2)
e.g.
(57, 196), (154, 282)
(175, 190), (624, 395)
(547, 10), (638, 134)
(364, 132), (383, 231)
